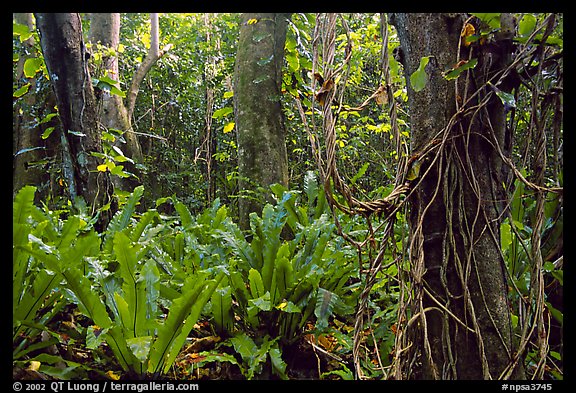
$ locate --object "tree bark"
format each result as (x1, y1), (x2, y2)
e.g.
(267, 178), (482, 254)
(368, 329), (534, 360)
(391, 13), (524, 379)
(234, 13), (291, 229)
(36, 13), (113, 229)
(88, 13), (142, 191)
(13, 13), (45, 196)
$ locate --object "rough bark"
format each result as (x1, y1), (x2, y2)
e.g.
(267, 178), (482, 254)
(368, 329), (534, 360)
(36, 13), (113, 229)
(234, 13), (291, 229)
(13, 13), (46, 196)
(391, 13), (524, 379)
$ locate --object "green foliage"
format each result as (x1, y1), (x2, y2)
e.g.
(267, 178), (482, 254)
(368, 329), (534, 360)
(13, 176), (358, 379)
(410, 56), (430, 92)
(13, 12), (563, 380)
(13, 186), (224, 377)
(215, 174), (356, 344)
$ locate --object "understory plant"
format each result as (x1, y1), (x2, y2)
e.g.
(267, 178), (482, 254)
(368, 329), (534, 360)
(13, 172), (359, 379)
(13, 185), (223, 377)
(198, 172), (358, 378)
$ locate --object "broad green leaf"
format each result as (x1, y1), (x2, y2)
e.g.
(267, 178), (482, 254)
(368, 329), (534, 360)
(269, 345), (288, 379)
(148, 272), (223, 375)
(410, 56), (430, 92)
(230, 332), (258, 363)
(61, 267), (112, 330)
(161, 272), (223, 374)
(113, 232), (141, 337)
(86, 326), (109, 350)
(443, 58), (478, 80)
(13, 83), (30, 98)
(140, 259), (160, 332)
(248, 268), (265, 299)
(249, 291), (271, 311)
(500, 220), (512, 252)
(13, 270), (59, 335)
(212, 106), (233, 119)
(196, 351), (243, 373)
(314, 287), (339, 330)
(217, 227), (255, 271)
(111, 165), (130, 178)
(286, 50), (300, 72)
(174, 199), (193, 227)
(211, 286), (234, 334)
(274, 243), (293, 298)
(23, 57), (43, 78)
(13, 22), (33, 41)
(472, 13), (501, 29)
(126, 336), (153, 363)
(230, 271), (250, 308)
(41, 127), (56, 140)
(13, 185), (36, 226)
(490, 82), (516, 109)
(519, 14), (537, 36)
(106, 185), (144, 244)
(545, 302), (563, 324)
(257, 204), (286, 291)
(114, 293), (133, 337)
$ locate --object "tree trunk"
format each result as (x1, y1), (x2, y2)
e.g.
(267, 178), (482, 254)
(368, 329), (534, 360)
(88, 13), (142, 191)
(36, 13), (113, 229)
(13, 13), (46, 197)
(391, 13), (524, 379)
(234, 13), (291, 229)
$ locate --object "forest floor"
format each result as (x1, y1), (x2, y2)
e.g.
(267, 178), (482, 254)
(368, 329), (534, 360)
(13, 304), (361, 381)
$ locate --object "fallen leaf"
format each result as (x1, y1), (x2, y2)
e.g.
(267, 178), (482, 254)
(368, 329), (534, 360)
(189, 353), (207, 363)
(28, 361), (41, 372)
(106, 370), (121, 380)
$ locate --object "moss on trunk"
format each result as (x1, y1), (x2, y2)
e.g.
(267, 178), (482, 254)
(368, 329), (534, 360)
(234, 13), (291, 229)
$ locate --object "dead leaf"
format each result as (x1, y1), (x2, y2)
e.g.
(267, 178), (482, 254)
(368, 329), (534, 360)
(28, 361), (41, 372)
(461, 23), (476, 47)
(374, 85), (388, 106)
(106, 370), (121, 380)
(189, 353), (207, 363)
(315, 78), (334, 106)
(317, 334), (337, 351)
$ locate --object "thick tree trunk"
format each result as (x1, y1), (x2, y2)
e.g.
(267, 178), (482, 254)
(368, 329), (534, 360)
(234, 13), (291, 229)
(13, 13), (46, 197)
(392, 13), (524, 379)
(36, 13), (113, 229)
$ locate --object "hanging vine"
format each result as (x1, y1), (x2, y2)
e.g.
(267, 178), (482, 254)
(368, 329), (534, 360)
(296, 12), (563, 380)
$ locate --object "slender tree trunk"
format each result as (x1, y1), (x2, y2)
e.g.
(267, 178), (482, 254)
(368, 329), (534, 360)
(36, 13), (113, 230)
(201, 13), (218, 204)
(88, 13), (142, 191)
(234, 13), (291, 229)
(391, 13), (524, 379)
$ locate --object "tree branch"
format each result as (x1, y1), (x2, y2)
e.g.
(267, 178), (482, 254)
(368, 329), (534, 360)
(126, 13), (171, 119)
